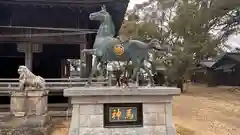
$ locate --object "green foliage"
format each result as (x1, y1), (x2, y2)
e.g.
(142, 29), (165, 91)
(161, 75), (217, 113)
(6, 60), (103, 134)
(119, 0), (240, 81)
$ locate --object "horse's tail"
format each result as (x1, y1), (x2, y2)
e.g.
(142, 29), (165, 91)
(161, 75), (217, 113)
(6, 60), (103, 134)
(145, 59), (153, 71)
(81, 49), (96, 55)
(146, 59), (153, 65)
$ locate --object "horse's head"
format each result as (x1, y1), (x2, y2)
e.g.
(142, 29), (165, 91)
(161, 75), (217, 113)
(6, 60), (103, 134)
(149, 39), (171, 52)
(149, 39), (161, 49)
(89, 5), (116, 37)
(89, 5), (110, 22)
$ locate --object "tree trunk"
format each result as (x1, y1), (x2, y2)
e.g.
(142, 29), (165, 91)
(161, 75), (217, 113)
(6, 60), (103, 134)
(177, 79), (183, 93)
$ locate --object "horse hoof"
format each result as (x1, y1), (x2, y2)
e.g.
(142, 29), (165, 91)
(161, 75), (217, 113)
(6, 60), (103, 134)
(85, 83), (90, 87)
(146, 84), (153, 87)
(128, 83), (137, 87)
(121, 85), (127, 88)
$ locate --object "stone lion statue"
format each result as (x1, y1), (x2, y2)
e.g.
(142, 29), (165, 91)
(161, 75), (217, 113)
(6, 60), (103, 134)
(18, 65), (46, 91)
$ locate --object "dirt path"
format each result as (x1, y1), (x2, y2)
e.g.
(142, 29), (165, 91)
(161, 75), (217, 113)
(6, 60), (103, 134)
(50, 85), (240, 135)
(174, 85), (240, 135)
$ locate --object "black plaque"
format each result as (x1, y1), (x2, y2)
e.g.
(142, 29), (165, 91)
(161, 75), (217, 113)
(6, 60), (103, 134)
(103, 103), (143, 128)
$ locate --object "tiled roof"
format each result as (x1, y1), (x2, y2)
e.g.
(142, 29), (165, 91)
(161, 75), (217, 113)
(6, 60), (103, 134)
(199, 61), (215, 68)
(226, 52), (240, 62)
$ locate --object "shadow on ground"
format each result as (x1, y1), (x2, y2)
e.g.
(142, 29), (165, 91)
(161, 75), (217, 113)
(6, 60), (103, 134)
(49, 119), (194, 135)
(176, 124), (195, 135)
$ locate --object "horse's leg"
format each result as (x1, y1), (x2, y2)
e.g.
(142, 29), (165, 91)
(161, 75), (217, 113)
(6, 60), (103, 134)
(124, 61), (129, 78)
(98, 61), (106, 79)
(130, 60), (141, 86)
(85, 57), (100, 87)
(116, 75), (121, 87)
(142, 65), (153, 87)
(102, 61), (108, 78)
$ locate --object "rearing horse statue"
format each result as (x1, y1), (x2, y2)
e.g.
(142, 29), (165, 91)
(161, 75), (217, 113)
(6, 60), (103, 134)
(85, 5), (166, 87)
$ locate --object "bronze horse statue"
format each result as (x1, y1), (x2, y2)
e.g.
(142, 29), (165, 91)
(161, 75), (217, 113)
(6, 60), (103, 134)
(84, 5), (167, 87)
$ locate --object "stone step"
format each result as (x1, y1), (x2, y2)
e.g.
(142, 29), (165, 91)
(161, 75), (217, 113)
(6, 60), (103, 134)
(0, 110), (72, 118)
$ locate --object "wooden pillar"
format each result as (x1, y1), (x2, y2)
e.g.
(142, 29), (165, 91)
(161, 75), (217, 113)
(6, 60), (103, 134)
(66, 60), (71, 78)
(80, 37), (87, 78)
(80, 13), (89, 78)
(17, 43), (42, 71)
(86, 13), (95, 78)
(25, 44), (33, 71)
(61, 60), (71, 78)
(61, 59), (66, 78)
(86, 35), (94, 77)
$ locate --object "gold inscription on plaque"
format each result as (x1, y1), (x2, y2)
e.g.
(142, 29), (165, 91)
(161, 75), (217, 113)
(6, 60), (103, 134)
(109, 107), (137, 122)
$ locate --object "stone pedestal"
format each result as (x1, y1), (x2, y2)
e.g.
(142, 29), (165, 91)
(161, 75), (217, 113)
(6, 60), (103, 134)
(26, 90), (48, 116)
(10, 89), (49, 127)
(64, 87), (180, 135)
(10, 91), (27, 117)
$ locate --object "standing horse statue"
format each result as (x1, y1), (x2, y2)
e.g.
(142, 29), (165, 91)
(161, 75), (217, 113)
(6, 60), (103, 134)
(84, 5), (167, 87)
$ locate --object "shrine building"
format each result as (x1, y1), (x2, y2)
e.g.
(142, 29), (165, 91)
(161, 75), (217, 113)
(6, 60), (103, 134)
(0, 0), (129, 109)
(0, 0), (129, 78)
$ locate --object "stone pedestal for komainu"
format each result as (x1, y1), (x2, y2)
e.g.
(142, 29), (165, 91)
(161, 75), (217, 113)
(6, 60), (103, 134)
(64, 86), (180, 135)
(10, 65), (49, 126)
(0, 66), (51, 135)
(10, 89), (49, 126)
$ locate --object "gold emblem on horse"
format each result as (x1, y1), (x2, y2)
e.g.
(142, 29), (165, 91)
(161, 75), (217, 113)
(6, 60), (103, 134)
(113, 44), (124, 56)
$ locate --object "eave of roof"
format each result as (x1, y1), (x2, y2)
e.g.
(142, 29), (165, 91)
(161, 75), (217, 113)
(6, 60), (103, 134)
(0, 0), (130, 36)
(212, 52), (240, 67)
(0, 0), (129, 6)
(199, 61), (215, 68)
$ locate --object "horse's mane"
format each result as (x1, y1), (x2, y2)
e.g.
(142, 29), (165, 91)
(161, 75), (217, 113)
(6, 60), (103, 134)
(105, 13), (116, 37)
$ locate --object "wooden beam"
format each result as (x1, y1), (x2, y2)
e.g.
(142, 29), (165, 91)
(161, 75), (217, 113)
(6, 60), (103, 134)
(0, 32), (96, 38)
(0, 0), (119, 7)
(0, 26), (98, 32)
(0, 36), (86, 44)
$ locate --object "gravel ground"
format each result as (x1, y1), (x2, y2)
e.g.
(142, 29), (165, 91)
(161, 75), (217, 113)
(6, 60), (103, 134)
(174, 85), (240, 135)
(50, 85), (240, 135)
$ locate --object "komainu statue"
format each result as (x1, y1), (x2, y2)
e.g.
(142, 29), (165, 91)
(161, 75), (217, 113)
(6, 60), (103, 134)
(18, 65), (46, 91)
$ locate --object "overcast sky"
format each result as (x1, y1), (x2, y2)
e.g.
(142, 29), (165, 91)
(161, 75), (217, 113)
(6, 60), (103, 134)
(128, 0), (149, 9)
(128, 0), (240, 49)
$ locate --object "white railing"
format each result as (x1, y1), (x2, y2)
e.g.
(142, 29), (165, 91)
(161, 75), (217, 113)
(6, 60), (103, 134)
(0, 78), (111, 93)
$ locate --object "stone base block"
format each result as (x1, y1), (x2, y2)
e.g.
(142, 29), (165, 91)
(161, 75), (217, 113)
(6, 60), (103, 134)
(26, 90), (48, 116)
(64, 86), (181, 135)
(0, 114), (50, 128)
(24, 114), (51, 127)
(71, 126), (168, 135)
(10, 91), (27, 117)
(0, 123), (52, 135)
(10, 89), (48, 117)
